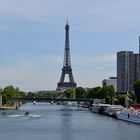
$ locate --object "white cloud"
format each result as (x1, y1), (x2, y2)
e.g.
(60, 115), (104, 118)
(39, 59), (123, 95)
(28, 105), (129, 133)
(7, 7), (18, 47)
(73, 54), (116, 66)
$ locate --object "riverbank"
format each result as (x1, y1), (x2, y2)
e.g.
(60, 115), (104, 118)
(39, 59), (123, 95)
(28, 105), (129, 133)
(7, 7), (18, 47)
(0, 105), (19, 110)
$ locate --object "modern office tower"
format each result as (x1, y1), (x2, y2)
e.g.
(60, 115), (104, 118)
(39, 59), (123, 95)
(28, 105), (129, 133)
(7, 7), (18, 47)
(57, 21), (77, 91)
(102, 77), (117, 92)
(134, 54), (140, 80)
(117, 51), (140, 93)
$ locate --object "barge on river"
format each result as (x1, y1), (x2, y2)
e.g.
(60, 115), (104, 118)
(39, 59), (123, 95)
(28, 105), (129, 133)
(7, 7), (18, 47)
(116, 108), (140, 124)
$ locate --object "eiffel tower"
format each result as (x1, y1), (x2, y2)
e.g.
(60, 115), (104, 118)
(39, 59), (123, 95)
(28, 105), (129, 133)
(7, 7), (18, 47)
(57, 21), (77, 91)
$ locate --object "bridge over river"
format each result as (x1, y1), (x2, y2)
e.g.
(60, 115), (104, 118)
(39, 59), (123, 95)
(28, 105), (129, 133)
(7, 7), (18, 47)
(11, 97), (94, 103)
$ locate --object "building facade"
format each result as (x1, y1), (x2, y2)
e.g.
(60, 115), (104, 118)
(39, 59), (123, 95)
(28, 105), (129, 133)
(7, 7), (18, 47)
(102, 77), (117, 92)
(117, 51), (140, 93)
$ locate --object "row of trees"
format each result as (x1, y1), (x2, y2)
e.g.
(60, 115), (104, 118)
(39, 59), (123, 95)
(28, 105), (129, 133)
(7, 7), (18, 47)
(63, 87), (139, 106)
(1, 79), (140, 105)
(63, 86), (116, 104)
(24, 86), (116, 104)
(64, 86), (115, 99)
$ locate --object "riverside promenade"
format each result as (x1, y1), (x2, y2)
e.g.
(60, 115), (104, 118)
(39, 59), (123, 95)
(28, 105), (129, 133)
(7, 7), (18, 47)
(0, 106), (17, 110)
(0, 103), (20, 110)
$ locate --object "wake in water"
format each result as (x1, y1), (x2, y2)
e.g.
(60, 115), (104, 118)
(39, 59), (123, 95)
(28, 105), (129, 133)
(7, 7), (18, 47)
(6, 113), (42, 120)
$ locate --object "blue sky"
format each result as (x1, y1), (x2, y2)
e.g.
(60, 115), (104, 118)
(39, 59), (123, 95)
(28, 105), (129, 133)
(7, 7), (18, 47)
(0, 0), (140, 91)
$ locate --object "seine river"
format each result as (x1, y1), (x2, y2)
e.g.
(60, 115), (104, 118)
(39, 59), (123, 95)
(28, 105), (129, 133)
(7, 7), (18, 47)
(0, 102), (140, 140)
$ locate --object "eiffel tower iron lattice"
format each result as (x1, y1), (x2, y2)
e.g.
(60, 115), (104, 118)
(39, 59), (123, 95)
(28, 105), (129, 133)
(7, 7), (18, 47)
(57, 21), (77, 91)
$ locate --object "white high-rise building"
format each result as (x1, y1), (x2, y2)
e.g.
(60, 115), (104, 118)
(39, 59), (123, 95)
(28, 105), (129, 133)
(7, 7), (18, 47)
(102, 77), (117, 92)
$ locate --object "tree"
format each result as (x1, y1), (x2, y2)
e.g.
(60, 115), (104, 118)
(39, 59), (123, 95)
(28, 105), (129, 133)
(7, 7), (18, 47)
(105, 96), (111, 104)
(64, 88), (75, 98)
(75, 87), (86, 98)
(98, 87), (107, 99)
(26, 92), (35, 98)
(87, 87), (101, 99)
(93, 86), (102, 98)
(2, 85), (25, 104)
(134, 80), (140, 103)
(106, 85), (115, 104)
(116, 94), (126, 106)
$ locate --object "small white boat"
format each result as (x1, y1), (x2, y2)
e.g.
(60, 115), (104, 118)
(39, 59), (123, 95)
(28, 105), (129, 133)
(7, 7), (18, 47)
(50, 101), (53, 104)
(33, 101), (36, 105)
(106, 105), (124, 117)
(116, 108), (140, 124)
(63, 101), (77, 106)
(91, 104), (111, 114)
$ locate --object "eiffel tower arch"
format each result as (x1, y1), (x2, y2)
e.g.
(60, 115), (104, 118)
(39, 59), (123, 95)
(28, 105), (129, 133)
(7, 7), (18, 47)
(57, 21), (77, 91)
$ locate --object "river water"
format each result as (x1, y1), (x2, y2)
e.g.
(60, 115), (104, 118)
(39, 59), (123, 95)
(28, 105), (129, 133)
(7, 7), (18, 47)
(0, 102), (140, 140)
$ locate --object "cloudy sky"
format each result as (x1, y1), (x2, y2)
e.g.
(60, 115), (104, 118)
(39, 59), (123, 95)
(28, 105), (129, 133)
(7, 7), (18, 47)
(0, 0), (140, 91)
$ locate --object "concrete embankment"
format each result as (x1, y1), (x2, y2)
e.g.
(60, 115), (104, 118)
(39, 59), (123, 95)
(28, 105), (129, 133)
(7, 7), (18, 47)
(0, 102), (22, 110)
(0, 105), (19, 110)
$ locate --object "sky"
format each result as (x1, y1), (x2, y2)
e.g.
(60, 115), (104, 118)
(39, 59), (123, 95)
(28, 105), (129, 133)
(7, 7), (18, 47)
(0, 0), (140, 92)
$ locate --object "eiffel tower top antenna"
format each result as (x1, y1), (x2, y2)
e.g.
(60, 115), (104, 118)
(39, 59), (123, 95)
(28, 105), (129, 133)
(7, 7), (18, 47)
(66, 17), (68, 24)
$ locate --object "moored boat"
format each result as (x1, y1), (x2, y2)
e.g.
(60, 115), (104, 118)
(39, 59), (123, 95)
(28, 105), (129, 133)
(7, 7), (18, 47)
(91, 104), (111, 114)
(33, 101), (36, 105)
(116, 108), (140, 124)
(106, 105), (124, 117)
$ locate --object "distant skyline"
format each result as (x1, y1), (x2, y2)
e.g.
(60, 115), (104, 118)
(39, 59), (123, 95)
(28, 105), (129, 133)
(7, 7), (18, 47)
(0, 0), (140, 91)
